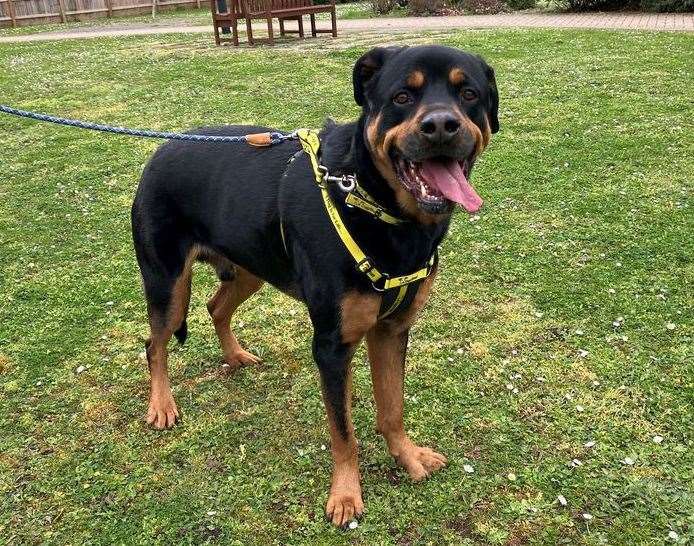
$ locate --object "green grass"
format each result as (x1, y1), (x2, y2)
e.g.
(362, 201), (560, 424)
(0, 29), (692, 545)
(0, 2), (388, 37)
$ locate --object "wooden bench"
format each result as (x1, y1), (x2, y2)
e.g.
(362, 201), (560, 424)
(211, 0), (337, 46)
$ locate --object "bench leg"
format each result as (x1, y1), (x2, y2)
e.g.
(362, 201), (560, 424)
(298, 16), (304, 38)
(231, 16), (239, 46)
(213, 22), (221, 45)
(246, 17), (254, 45)
(279, 18), (285, 37)
(331, 8), (337, 37)
(310, 14), (316, 37)
(267, 17), (274, 45)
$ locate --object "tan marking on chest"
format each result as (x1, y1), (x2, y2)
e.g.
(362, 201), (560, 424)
(340, 291), (382, 344)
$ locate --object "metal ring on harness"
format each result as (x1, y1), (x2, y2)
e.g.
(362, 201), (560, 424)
(337, 175), (357, 193)
(370, 274), (390, 293)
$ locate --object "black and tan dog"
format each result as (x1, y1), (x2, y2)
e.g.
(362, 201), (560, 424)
(132, 45), (499, 526)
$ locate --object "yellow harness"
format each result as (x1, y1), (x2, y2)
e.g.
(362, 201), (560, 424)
(293, 128), (438, 318)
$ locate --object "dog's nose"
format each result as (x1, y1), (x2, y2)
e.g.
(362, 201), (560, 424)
(419, 111), (460, 143)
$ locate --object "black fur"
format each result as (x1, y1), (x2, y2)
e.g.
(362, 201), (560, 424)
(174, 320), (188, 344)
(132, 45), (498, 439)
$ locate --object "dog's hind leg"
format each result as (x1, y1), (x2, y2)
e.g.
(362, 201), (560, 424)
(136, 238), (196, 429)
(206, 265), (264, 371)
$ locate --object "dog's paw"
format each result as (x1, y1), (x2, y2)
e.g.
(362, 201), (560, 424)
(325, 489), (364, 528)
(222, 348), (261, 372)
(145, 392), (180, 429)
(395, 445), (447, 482)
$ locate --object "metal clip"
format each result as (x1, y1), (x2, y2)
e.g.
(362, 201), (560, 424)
(336, 175), (356, 193)
(318, 164), (357, 193)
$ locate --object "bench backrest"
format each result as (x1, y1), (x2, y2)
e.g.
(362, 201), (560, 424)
(244, 0), (315, 14)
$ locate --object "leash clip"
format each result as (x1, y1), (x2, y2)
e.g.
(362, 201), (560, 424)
(318, 165), (357, 193)
(336, 175), (357, 193)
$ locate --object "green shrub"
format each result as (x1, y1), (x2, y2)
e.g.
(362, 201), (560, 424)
(505, 0), (536, 8)
(551, 0), (692, 10)
(371, 0), (396, 13)
(551, 0), (637, 9)
(460, 0), (511, 13)
(407, 0), (445, 14)
(639, 0), (694, 11)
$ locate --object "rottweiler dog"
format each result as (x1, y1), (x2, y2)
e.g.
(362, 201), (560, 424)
(132, 45), (499, 526)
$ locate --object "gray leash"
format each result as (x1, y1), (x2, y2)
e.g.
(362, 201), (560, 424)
(0, 104), (297, 145)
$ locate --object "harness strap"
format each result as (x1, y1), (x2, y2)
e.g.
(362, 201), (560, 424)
(345, 192), (402, 225)
(297, 129), (324, 186)
(379, 285), (408, 319)
(296, 128), (437, 294)
(296, 129), (403, 225)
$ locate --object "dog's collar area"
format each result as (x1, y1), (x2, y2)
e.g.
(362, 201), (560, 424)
(327, 171), (403, 226)
(296, 129), (438, 317)
(311, 149), (403, 225)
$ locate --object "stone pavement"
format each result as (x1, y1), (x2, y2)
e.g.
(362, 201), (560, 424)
(1, 11), (692, 43)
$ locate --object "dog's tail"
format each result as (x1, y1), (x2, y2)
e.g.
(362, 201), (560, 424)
(174, 320), (188, 344)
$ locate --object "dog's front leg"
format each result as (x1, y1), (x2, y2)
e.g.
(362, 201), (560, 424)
(313, 329), (363, 528)
(309, 291), (381, 527)
(366, 325), (447, 481)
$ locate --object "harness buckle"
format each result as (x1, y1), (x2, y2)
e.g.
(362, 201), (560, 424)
(356, 257), (374, 275)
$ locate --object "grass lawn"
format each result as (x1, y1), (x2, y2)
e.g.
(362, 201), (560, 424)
(0, 29), (692, 545)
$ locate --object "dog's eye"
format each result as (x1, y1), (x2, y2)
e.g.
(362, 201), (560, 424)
(462, 89), (478, 102)
(393, 92), (413, 105)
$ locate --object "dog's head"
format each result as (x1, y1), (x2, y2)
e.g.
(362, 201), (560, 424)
(354, 45), (499, 219)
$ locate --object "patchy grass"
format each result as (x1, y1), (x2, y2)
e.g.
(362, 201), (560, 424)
(0, 29), (692, 545)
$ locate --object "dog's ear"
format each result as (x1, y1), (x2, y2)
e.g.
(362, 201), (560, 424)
(353, 46), (406, 107)
(478, 56), (500, 134)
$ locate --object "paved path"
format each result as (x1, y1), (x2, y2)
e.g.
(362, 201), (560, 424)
(1, 12), (692, 43)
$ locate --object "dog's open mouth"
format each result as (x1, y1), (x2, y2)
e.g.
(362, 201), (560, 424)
(395, 157), (483, 214)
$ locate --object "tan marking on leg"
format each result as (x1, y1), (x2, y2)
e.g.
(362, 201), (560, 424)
(207, 266), (264, 371)
(406, 69), (425, 89)
(367, 325), (447, 481)
(340, 290), (381, 344)
(449, 67), (465, 86)
(145, 247), (199, 429)
(197, 245), (235, 279)
(145, 329), (179, 429)
(322, 361), (363, 527)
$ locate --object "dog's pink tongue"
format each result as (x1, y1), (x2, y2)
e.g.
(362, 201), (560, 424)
(419, 159), (483, 213)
